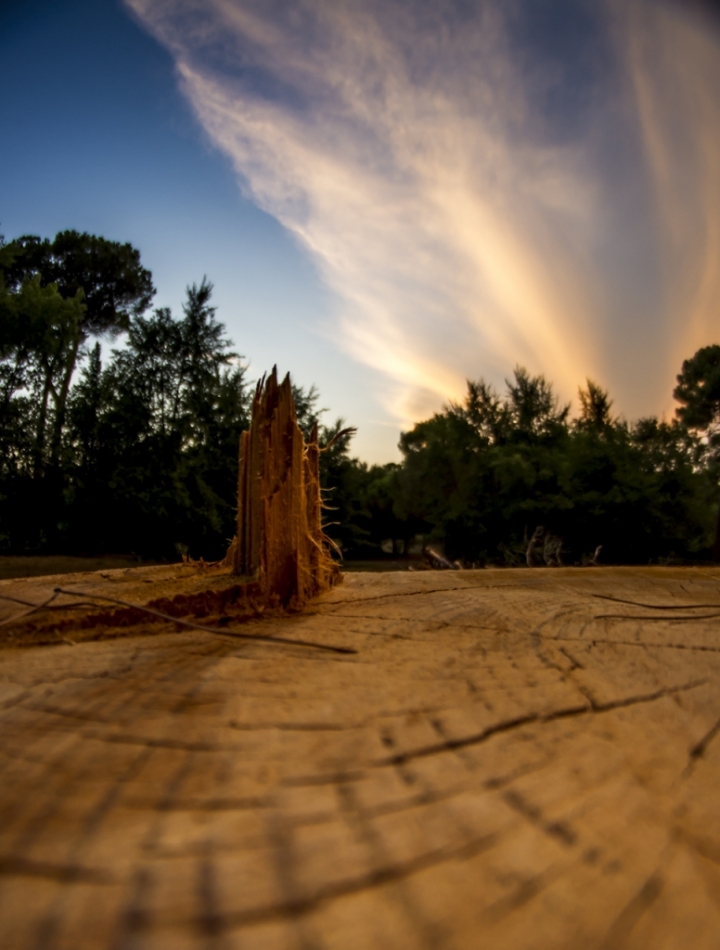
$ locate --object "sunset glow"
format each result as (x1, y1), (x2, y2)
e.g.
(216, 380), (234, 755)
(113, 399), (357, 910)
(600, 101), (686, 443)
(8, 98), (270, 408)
(124, 0), (720, 436)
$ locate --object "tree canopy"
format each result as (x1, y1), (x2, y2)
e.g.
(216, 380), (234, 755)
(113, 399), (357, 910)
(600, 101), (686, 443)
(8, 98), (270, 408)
(383, 371), (712, 565)
(4, 230), (154, 336)
(673, 345), (720, 556)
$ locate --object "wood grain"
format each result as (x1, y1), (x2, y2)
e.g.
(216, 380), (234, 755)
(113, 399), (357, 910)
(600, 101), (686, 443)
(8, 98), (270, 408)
(1, 565), (720, 949)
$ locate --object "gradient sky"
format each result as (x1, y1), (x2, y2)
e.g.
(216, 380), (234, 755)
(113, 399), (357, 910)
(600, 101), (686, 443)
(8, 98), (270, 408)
(2, 0), (720, 461)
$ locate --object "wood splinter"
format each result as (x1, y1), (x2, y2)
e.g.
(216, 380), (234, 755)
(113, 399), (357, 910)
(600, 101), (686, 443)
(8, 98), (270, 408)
(228, 366), (341, 608)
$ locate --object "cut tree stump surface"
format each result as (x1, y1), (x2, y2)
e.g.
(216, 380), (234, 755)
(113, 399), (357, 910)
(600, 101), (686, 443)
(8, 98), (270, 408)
(2, 566), (720, 949)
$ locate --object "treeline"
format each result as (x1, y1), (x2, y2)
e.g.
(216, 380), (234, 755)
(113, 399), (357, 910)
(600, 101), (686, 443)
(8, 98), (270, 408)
(0, 230), (336, 559)
(2, 229), (719, 564)
(334, 367), (720, 565)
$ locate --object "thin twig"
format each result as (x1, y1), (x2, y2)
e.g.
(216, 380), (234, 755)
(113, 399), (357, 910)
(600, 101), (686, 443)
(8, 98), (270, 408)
(0, 594), (99, 611)
(0, 594), (41, 608)
(0, 590), (61, 628)
(591, 593), (720, 610)
(52, 587), (357, 655)
(593, 613), (720, 623)
(320, 427), (357, 452)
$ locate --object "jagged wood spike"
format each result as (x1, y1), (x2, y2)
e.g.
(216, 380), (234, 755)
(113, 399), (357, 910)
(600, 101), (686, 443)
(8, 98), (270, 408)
(232, 368), (339, 606)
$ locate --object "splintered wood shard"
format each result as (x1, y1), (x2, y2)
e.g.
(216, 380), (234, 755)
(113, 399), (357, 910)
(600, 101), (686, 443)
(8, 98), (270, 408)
(233, 367), (340, 606)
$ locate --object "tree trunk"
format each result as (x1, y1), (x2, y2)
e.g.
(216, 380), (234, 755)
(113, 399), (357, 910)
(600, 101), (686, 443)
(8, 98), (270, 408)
(32, 364), (53, 479)
(49, 332), (81, 471)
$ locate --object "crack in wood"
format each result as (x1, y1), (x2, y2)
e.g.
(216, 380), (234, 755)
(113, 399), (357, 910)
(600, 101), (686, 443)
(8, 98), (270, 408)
(321, 585), (473, 608)
(543, 636), (720, 653)
(689, 715), (720, 763)
(374, 681), (705, 767)
(592, 594), (720, 610)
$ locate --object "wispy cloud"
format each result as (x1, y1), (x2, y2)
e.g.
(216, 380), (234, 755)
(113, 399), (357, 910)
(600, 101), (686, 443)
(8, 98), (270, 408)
(126, 0), (720, 427)
(622, 1), (720, 381)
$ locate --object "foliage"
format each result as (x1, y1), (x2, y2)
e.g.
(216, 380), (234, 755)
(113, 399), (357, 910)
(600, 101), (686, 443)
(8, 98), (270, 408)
(3, 231), (155, 477)
(673, 345), (720, 556)
(0, 232), (249, 558)
(674, 345), (720, 437)
(4, 230), (154, 335)
(389, 372), (715, 564)
(0, 228), (717, 565)
(62, 280), (250, 559)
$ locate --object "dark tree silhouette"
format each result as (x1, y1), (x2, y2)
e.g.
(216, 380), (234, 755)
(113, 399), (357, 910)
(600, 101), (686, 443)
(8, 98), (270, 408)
(577, 379), (613, 431)
(1, 228), (717, 566)
(5, 230), (154, 471)
(674, 345), (720, 558)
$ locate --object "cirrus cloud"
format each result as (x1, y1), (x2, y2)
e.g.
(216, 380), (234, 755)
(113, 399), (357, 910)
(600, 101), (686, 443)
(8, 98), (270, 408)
(125, 0), (720, 429)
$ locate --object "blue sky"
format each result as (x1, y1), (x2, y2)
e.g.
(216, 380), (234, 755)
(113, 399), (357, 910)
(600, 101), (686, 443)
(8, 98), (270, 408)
(0, 0), (391, 456)
(3, 0), (720, 461)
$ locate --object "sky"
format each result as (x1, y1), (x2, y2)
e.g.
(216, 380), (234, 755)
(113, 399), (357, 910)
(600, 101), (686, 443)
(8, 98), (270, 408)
(2, 0), (720, 461)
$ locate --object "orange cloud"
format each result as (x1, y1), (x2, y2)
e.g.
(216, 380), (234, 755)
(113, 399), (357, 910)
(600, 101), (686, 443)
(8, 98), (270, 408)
(126, 0), (720, 428)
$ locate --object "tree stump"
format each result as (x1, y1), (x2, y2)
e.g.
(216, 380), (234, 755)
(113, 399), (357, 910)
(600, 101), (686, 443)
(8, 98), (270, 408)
(1, 566), (720, 948)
